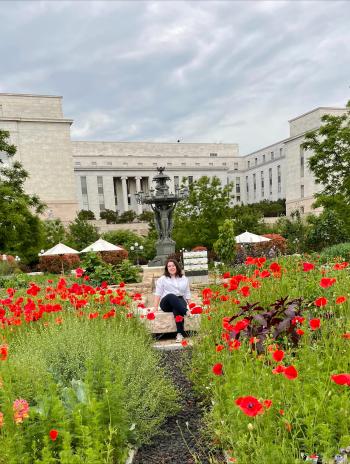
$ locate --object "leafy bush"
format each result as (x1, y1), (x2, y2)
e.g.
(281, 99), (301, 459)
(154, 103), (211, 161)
(318, 242), (350, 263)
(100, 208), (119, 223)
(100, 249), (128, 265)
(39, 254), (81, 274)
(77, 209), (95, 220)
(81, 252), (140, 285)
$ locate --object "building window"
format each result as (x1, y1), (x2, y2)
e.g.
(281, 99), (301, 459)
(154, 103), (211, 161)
(123, 162), (128, 166)
(97, 176), (105, 211)
(174, 176), (179, 190)
(269, 168), (272, 195)
(137, 162), (143, 166)
(153, 162), (157, 166)
(263, 154), (265, 163)
(277, 165), (281, 193)
(210, 153), (218, 157)
(222, 162), (227, 166)
(113, 177), (118, 207)
(246, 176), (249, 200)
(181, 162), (186, 166)
(209, 162), (213, 166)
(301, 184), (304, 198)
(280, 147), (283, 157)
(188, 176), (193, 185)
(234, 162), (238, 170)
(195, 162), (200, 166)
(271, 151), (274, 160)
(255, 157), (258, 166)
(236, 177), (240, 194)
(167, 162), (173, 166)
(300, 206), (305, 214)
(300, 147), (304, 178)
(247, 160), (250, 169)
(80, 176), (89, 210)
(91, 161), (97, 166)
(261, 171), (264, 198)
(236, 195), (241, 202)
(75, 161), (81, 166)
(253, 173), (256, 199)
(106, 161), (112, 166)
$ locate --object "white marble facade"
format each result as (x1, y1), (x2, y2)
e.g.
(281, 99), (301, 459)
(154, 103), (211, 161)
(0, 93), (347, 222)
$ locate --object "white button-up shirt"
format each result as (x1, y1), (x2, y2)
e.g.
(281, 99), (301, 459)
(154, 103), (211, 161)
(155, 275), (191, 300)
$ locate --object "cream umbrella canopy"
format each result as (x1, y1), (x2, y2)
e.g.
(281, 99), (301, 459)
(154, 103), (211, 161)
(80, 238), (125, 253)
(39, 243), (79, 275)
(235, 231), (271, 244)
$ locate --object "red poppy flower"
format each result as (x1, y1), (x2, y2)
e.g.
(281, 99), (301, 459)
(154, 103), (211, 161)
(309, 318), (321, 330)
(233, 318), (250, 333)
(333, 262), (349, 270)
(336, 296), (347, 304)
(75, 268), (84, 278)
(315, 297), (328, 307)
(239, 286), (250, 297)
(331, 373), (350, 386)
(279, 409), (285, 415)
(249, 337), (259, 344)
(212, 363), (223, 376)
(245, 256), (256, 265)
(263, 399), (272, 409)
(342, 333), (350, 339)
(291, 316), (305, 325)
(175, 315), (184, 322)
(283, 365), (298, 380)
(181, 340), (188, 347)
(272, 365), (285, 374)
(49, 429), (59, 441)
(269, 262), (281, 273)
(222, 272), (231, 279)
(260, 270), (271, 278)
(235, 396), (264, 417)
(0, 345), (8, 361)
(303, 262), (315, 272)
(216, 344), (225, 352)
(146, 312), (155, 320)
(319, 277), (336, 288)
(88, 312), (99, 319)
(229, 339), (241, 351)
(272, 349), (285, 362)
(191, 306), (203, 315)
(296, 329), (305, 336)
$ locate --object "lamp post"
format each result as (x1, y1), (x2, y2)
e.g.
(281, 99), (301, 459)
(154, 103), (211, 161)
(130, 242), (144, 265)
(180, 247), (186, 267)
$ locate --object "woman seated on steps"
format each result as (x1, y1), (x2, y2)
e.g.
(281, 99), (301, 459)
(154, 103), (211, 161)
(154, 258), (191, 343)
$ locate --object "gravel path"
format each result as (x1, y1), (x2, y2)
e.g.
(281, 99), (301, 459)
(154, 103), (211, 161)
(133, 348), (225, 464)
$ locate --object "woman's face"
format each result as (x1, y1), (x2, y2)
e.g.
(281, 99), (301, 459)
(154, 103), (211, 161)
(167, 261), (177, 276)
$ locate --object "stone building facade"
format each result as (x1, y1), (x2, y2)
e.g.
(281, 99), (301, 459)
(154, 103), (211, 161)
(0, 92), (346, 222)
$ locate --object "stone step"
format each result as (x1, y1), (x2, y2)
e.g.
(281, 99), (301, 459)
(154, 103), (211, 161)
(136, 309), (201, 334)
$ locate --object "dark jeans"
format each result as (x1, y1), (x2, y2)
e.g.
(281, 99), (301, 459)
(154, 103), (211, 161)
(160, 293), (188, 336)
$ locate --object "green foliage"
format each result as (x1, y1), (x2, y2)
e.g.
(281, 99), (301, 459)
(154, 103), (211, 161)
(99, 208), (119, 223)
(81, 252), (140, 285)
(231, 204), (264, 235)
(119, 210), (137, 223)
(275, 210), (309, 253)
(302, 102), (350, 204)
(117, 259), (141, 283)
(0, 311), (179, 462)
(77, 210), (95, 220)
(103, 229), (141, 249)
(214, 219), (236, 264)
(42, 219), (66, 249)
(318, 242), (350, 263)
(305, 209), (349, 251)
(65, 217), (99, 250)
(173, 176), (234, 250)
(0, 130), (46, 264)
(137, 210), (154, 223)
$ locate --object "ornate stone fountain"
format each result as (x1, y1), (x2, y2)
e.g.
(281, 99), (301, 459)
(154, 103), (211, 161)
(135, 167), (188, 266)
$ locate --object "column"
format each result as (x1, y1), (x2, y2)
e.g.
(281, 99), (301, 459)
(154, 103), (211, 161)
(135, 176), (143, 215)
(121, 176), (128, 212)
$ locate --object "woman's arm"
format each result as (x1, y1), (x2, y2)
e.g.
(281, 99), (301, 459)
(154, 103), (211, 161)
(154, 295), (161, 311)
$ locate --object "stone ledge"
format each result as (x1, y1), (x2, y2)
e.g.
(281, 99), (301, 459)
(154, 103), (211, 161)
(139, 310), (201, 334)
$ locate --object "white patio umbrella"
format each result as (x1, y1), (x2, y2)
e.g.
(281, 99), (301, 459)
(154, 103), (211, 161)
(235, 231), (271, 244)
(80, 238), (125, 253)
(40, 243), (79, 256)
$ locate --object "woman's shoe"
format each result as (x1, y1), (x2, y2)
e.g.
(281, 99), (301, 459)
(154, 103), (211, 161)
(175, 333), (184, 343)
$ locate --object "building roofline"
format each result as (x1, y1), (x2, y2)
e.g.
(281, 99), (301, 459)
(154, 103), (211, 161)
(0, 92), (62, 99)
(242, 137), (289, 157)
(71, 140), (238, 146)
(288, 107), (347, 123)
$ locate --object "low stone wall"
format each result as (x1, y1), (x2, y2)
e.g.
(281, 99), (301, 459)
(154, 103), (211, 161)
(88, 220), (150, 236)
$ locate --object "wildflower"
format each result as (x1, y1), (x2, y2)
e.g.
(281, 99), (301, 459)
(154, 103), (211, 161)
(314, 297), (328, 307)
(283, 365), (298, 380)
(260, 270), (271, 278)
(181, 340), (188, 347)
(269, 262), (281, 273)
(216, 344), (225, 352)
(235, 396), (264, 417)
(88, 312), (99, 319)
(49, 429), (59, 441)
(239, 286), (250, 297)
(0, 345), (8, 361)
(0, 412), (3, 427)
(319, 277), (336, 288)
(279, 409), (285, 415)
(309, 318), (321, 331)
(272, 365), (285, 374)
(342, 333), (350, 339)
(263, 399), (272, 409)
(249, 337), (259, 344)
(13, 399), (29, 424)
(212, 363), (223, 376)
(146, 312), (155, 320)
(222, 272), (231, 279)
(75, 268), (84, 278)
(191, 306), (203, 314)
(303, 262), (315, 271)
(336, 296), (347, 304)
(296, 329), (305, 336)
(331, 373), (350, 386)
(233, 318), (250, 333)
(272, 349), (285, 362)
(291, 316), (305, 325)
(229, 339), (241, 351)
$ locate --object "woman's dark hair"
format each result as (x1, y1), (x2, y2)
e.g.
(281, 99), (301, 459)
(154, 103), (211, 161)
(164, 258), (183, 278)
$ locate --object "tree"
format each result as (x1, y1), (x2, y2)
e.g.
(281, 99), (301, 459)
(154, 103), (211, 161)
(231, 204), (264, 235)
(42, 219), (66, 249)
(66, 217), (99, 250)
(214, 219), (236, 264)
(77, 209), (95, 220)
(0, 130), (46, 263)
(302, 102), (350, 203)
(305, 209), (349, 251)
(173, 176), (234, 250)
(275, 210), (309, 253)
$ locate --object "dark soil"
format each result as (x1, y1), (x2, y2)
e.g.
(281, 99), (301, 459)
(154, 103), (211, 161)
(133, 348), (225, 464)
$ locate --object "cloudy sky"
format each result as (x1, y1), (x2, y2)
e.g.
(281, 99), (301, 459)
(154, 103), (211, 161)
(0, 0), (349, 154)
